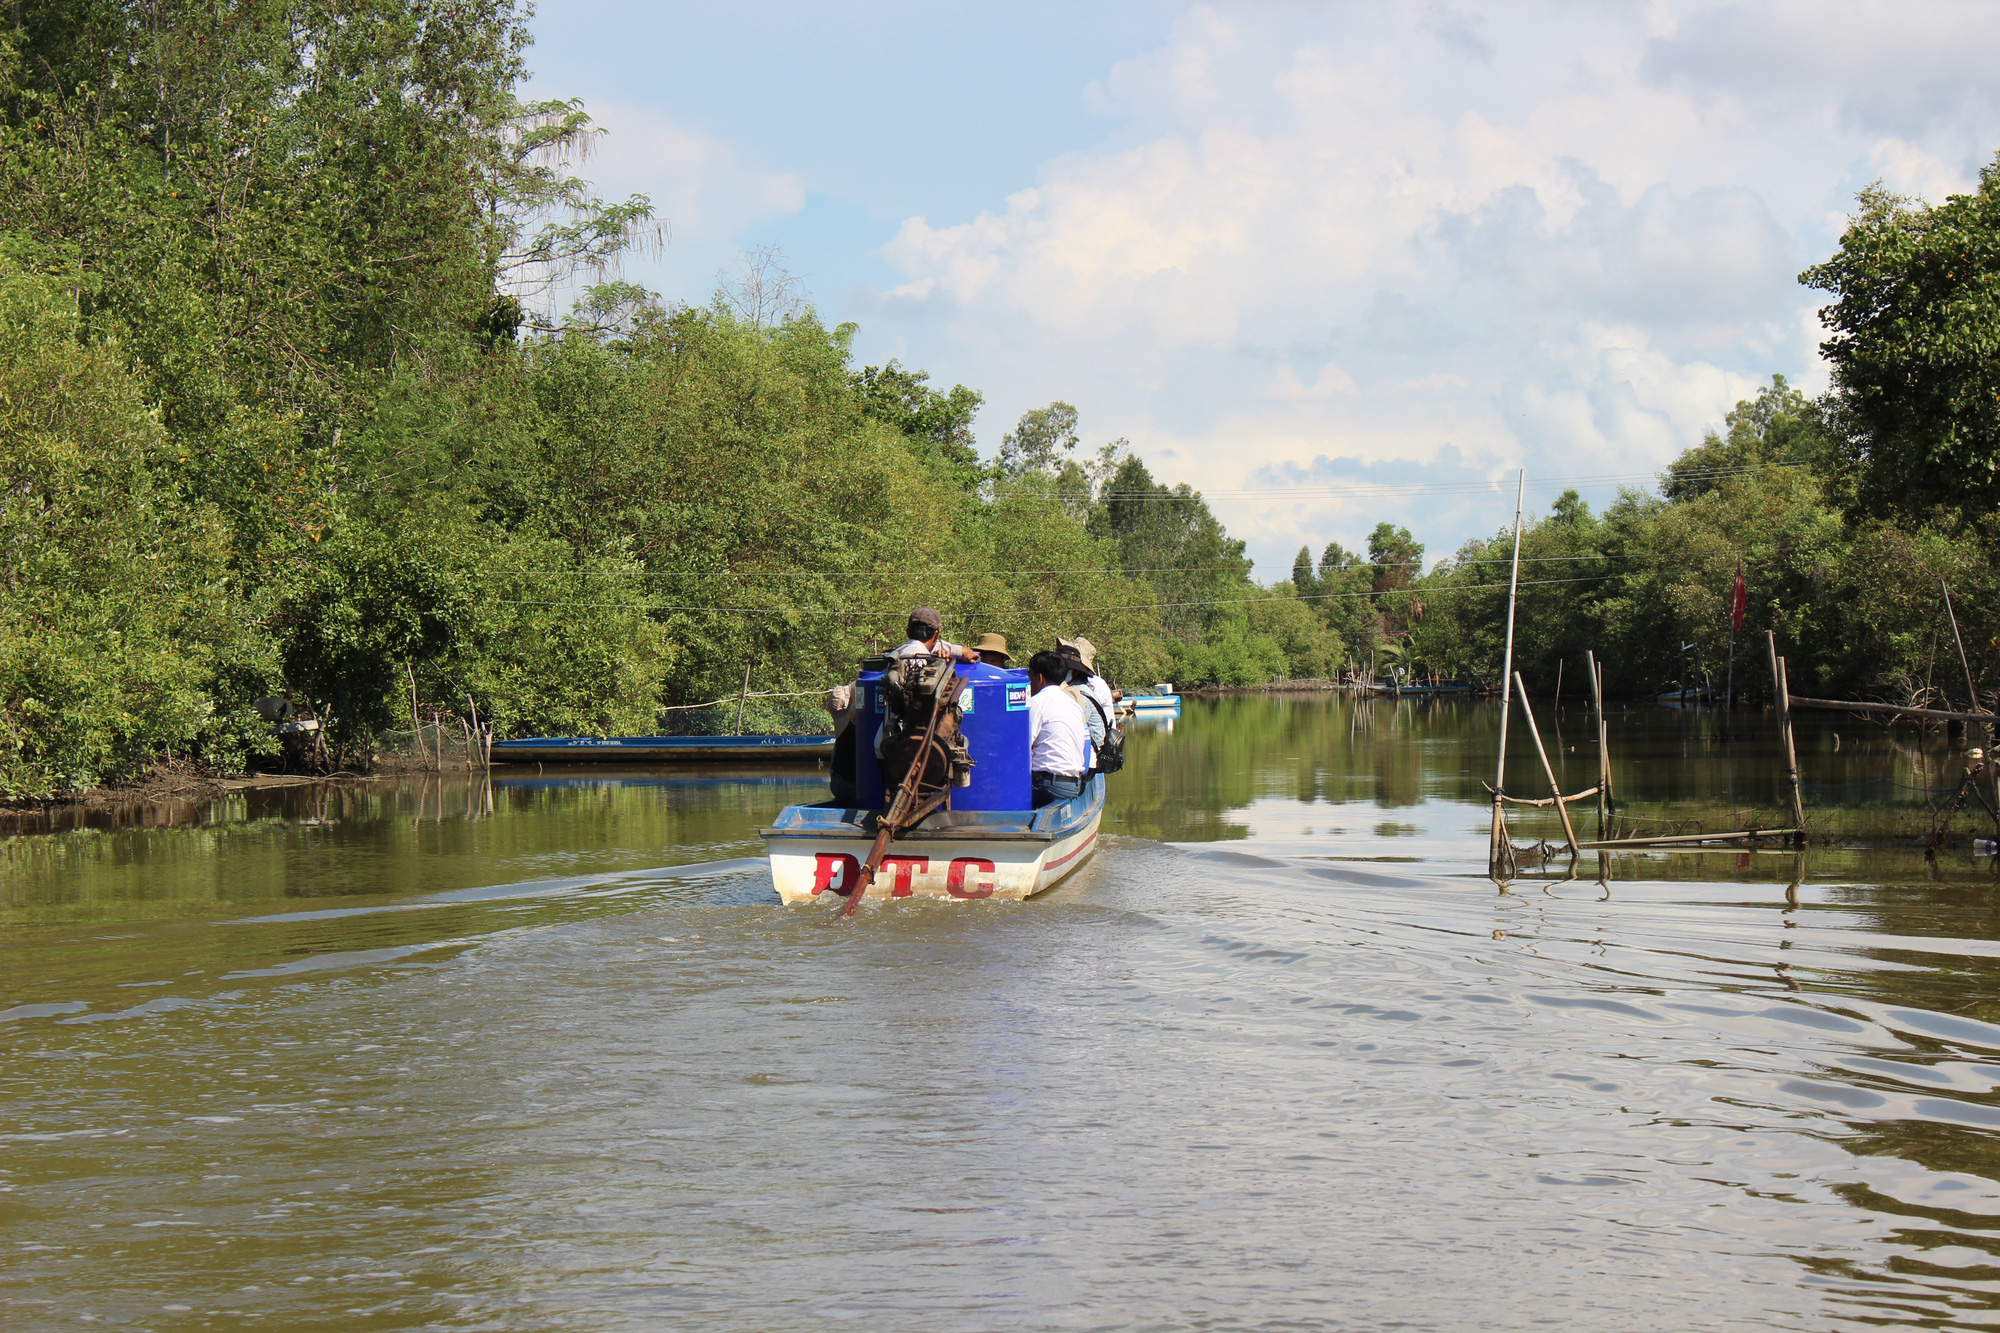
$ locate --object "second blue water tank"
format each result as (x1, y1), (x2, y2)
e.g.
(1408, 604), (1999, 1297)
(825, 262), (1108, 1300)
(950, 662), (1031, 811)
(849, 662), (1030, 811)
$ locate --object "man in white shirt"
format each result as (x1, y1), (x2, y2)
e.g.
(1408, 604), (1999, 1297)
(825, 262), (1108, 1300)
(891, 606), (977, 663)
(1027, 649), (1089, 807)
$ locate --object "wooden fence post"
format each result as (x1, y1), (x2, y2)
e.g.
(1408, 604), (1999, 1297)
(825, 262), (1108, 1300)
(1587, 649), (1609, 841)
(1490, 470), (1526, 876)
(1766, 631), (1807, 839)
(1515, 672), (1580, 856)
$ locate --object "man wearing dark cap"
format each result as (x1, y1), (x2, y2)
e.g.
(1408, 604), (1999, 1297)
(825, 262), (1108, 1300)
(893, 607), (977, 663)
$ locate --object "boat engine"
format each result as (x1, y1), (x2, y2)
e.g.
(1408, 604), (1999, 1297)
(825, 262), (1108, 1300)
(878, 655), (974, 795)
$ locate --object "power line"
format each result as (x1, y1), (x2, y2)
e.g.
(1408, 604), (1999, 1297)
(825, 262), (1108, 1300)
(491, 550), (1766, 579)
(488, 571), (1630, 619)
(1098, 461), (1805, 501)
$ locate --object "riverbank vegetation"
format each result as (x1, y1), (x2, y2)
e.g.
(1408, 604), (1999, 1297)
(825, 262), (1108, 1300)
(5, 0), (1998, 796)
(0, 0), (1327, 796)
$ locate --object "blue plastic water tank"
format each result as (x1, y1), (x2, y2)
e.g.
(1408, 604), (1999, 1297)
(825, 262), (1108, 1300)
(951, 662), (1031, 811)
(850, 662), (1031, 811)
(853, 665), (887, 808)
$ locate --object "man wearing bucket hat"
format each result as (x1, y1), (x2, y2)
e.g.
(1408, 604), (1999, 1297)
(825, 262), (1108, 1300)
(972, 632), (1012, 667)
(1058, 635), (1117, 726)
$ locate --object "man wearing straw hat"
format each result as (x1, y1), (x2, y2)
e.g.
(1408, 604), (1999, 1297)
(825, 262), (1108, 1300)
(972, 632), (1012, 667)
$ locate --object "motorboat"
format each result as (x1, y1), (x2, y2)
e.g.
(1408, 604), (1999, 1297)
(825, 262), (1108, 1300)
(1121, 683), (1182, 715)
(759, 657), (1104, 904)
(762, 775), (1104, 903)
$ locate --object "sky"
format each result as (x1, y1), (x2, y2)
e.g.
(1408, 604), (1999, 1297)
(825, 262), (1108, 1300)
(523, 0), (2000, 578)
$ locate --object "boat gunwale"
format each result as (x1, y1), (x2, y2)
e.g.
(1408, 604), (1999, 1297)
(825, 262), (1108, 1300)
(758, 776), (1104, 845)
(494, 734), (833, 749)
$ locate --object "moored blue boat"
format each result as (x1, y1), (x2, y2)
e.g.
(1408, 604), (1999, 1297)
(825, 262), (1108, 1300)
(491, 734), (833, 763)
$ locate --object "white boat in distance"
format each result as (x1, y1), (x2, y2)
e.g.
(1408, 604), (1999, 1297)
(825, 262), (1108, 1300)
(1120, 682), (1181, 716)
(761, 775), (1105, 904)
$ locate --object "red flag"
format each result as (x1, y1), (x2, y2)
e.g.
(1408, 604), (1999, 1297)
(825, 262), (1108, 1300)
(1730, 565), (1747, 633)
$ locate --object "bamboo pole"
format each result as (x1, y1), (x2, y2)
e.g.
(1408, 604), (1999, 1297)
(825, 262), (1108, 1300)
(1579, 828), (1801, 850)
(1587, 650), (1609, 840)
(406, 661), (427, 768)
(1786, 697), (2000, 725)
(1490, 470), (1527, 871)
(1599, 659), (1613, 821)
(1766, 632), (1807, 836)
(1725, 559), (1742, 737)
(1554, 659), (1564, 713)
(1941, 581), (1998, 831)
(1491, 785), (1600, 808)
(1944, 580), (1981, 713)
(466, 694), (488, 772)
(1515, 672), (1580, 854)
(733, 662), (753, 735)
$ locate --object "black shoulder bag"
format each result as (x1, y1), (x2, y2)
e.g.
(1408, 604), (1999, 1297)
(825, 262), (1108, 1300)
(1083, 693), (1125, 775)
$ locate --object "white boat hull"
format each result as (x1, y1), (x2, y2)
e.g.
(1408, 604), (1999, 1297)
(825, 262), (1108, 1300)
(761, 776), (1105, 904)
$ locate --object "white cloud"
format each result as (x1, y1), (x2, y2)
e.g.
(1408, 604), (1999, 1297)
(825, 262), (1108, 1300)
(517, 101), (806, 314)
(870, 1), (1995, 572)
(582, 102), (805, 242)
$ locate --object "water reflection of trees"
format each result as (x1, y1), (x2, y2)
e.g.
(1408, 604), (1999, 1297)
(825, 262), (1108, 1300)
(1110, 695), (2000, 872)
(1111, 695), (1503, 841)
(2, 771), (819, 926)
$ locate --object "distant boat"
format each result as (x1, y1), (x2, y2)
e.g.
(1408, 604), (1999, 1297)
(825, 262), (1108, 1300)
(1121, 684), (1181, 715)
(1377, 680), (1476, 696)
(1655, 686), (1713, 706)
(491, 734), (833, 763)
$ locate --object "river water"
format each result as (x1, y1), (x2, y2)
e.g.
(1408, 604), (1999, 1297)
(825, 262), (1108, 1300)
(8, 695), (2000, 1330)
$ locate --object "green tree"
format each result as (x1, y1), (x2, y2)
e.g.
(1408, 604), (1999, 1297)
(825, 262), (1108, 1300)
(1663, 375), (1830, 503)
(1291, 545), (1319, 598)
(999, 401), (1080, 477)
(1804, 163), (2000, 521)
(0, 260), (275, 796)
(853, 360), (986, 491)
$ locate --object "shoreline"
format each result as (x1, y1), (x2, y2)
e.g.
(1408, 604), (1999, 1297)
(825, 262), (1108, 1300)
(0, 764), (369, 837)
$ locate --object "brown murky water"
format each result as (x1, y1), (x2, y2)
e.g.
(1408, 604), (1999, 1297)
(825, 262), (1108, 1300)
(8, 696), (2000, 1330)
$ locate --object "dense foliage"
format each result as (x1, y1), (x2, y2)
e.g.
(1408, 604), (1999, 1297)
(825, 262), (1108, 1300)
(0, 0), (1322, 797)
(7, 1), (1998, 796)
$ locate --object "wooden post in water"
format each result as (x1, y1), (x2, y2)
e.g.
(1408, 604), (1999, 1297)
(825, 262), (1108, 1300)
(1515, 672), (1580, 855)
(1941, 580), (1998, 834)
(1587, 649), (1609, 841)
(733, 662), (753, 735)
(406, 661), (427, 769)
(1598, 659), (1614, 832)
(1725, 559), (1743, 738)
(1490, 470), (1527, 874)
(466, 694), (490, 772)
(1766, 631), (1806, 838)
(1554, 659), (1564, 714)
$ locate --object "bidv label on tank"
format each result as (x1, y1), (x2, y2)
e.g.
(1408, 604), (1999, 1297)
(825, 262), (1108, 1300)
(1006, 683), (1029, 711)
(957, 685), (975, 713)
